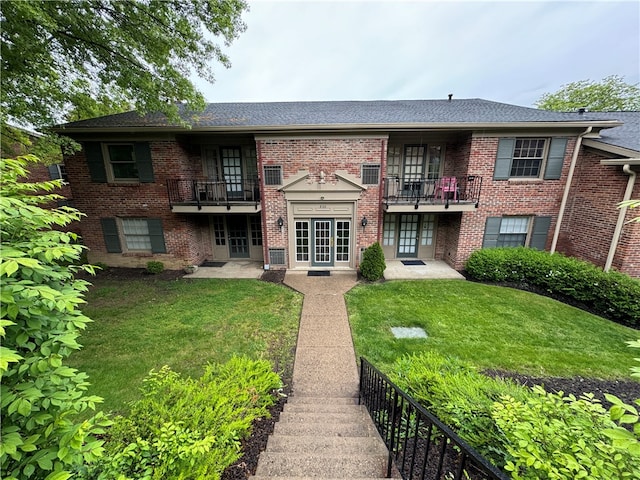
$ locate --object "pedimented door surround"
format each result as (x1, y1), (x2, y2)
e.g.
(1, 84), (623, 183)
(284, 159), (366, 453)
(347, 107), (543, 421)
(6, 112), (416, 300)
(281, 170), (366, 269)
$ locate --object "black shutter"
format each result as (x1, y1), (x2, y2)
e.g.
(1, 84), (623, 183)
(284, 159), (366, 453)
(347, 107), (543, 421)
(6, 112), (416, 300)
(530, 216), (552, 250)
(482, 217), (502, 248)
(134, 142), (154, 183)
(543, 138), (568, 180)
(494, 138), (515, 180)
(101, 218), (122, 253)
(147, 218), (167, 253)
(84, 142), (107, 183)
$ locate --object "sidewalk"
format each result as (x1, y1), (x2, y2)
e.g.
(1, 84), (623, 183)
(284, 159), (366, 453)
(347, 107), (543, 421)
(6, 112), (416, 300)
(251, 271), (395, 479)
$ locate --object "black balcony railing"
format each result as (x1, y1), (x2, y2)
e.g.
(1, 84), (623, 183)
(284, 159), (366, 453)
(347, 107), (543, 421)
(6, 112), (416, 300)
(383, 176), (482, 208)
(359, 358), (508, 480)
(167, 178), (260, 209)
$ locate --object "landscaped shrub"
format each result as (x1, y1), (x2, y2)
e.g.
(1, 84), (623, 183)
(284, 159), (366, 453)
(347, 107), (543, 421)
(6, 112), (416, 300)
(81, 357), (282, 479)
(465, 247), (640, 326)
(360, 242), (386, 281)
(146, 260), (165, 274)
(390, 352), (640, 477)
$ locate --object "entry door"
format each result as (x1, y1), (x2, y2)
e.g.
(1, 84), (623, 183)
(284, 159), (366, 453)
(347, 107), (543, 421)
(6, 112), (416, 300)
(397, 214), (419, 257)
(227, 216), (249, 258)
(312, 219), (334, 267)
(221, 147), (243, 199)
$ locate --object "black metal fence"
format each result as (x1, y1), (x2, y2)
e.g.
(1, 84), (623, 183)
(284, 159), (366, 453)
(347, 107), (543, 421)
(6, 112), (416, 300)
(359, 358), (509, 480)
(383, 176), (482, 208)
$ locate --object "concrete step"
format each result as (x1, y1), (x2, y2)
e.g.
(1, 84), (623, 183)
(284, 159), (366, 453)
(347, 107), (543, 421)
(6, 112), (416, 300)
(252, 477), (386, 480)
(253, 452), (388, 478)
(265, 435), (388, 455)
(278, 411), (369, 424)
(285, 395), (358, 405)
(283, 402), (365, 414)
(273, 421), (376, 437)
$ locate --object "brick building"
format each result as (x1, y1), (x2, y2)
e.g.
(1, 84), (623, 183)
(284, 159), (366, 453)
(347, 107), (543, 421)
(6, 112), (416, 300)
(54, 99), (639, 277)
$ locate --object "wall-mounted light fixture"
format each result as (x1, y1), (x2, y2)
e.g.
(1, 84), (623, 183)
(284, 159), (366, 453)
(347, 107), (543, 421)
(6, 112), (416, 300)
(277, 216), (284, 231)
(361, 216), (368, 230)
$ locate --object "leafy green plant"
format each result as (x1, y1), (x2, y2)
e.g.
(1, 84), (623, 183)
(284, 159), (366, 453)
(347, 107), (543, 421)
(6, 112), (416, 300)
(493, 386), (640, 479)
(465, 247), (640, 325)
(1, 156), (111, 480)
(360, 242), (386, 281)
(82, 357), (282, 479)
(145, 260), (164, 275)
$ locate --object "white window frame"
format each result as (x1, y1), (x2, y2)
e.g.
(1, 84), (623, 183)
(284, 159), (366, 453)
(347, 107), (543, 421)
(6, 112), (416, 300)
(119, 218), (152, 252)
(510, 138), (549, 179)
(497, 216), (532, 247)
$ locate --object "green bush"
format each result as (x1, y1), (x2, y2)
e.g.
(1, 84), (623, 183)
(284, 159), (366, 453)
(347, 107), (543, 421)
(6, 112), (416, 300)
(146, 260), (165, 274)
(360, 242), (386, 281)
(82, 357), (282, 479)
(465, 247), (640, 326)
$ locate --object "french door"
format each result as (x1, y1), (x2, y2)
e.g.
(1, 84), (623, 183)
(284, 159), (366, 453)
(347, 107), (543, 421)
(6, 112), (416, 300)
(311, 219), (333, 266)
(221, 147), (243, 199)
(226, 216), (249, 258)
(397, 214), (419, 257)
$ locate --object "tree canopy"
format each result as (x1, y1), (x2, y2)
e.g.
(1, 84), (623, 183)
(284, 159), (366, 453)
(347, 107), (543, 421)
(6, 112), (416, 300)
(1, 0), (248, 129)
(535, 75), (640, 112)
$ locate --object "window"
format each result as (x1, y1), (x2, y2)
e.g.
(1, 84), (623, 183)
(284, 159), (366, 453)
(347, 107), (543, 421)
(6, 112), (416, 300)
(212, 216), (226, 246)
(361, 164), (380, 185)
(100, 217), (166, 254)
(335, 221), (350, 262)
(483, 216), (551, 250)
(48, 164), (68, 182)
(106, 144), (138, 181)
(510, 138), (546, 177)
(250, 216), (262, 246)
(382, 215), (395, 246)
(264, 165), (282, 185)
(122, 218), (152, 251)
(494, 137), (568, 180)
(497, 217), (529, 247)
(295, 221), (310, 262)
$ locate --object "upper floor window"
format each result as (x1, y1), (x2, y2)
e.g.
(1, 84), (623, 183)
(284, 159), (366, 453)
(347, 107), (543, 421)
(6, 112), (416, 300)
(105, 144), (138, 181)
(386, 144), (444, 180)
(361, 164), (380, 185)
(494, 137), (568, 181)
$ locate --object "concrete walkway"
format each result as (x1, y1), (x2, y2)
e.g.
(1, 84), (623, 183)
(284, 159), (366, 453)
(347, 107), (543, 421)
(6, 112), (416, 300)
(251, 271), (395, 479)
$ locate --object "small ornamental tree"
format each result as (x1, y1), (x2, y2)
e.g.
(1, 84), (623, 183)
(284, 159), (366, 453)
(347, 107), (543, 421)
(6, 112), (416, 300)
(360, 242), (386, 281)
(0, 156), (110, 480)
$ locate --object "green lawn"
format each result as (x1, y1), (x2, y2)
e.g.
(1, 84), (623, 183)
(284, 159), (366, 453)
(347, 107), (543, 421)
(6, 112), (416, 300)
(69, 277), (302, 414)
(346, 280), (639, 379)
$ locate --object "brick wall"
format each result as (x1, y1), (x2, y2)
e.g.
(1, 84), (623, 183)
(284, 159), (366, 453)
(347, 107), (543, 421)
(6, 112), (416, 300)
(257, 136), (386, 269)
(559, 149), (640, 277)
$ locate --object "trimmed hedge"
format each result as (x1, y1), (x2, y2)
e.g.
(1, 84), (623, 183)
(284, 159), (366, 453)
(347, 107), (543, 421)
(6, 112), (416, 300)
(360, 242), (386, 281)
(465, 247), (640, 326)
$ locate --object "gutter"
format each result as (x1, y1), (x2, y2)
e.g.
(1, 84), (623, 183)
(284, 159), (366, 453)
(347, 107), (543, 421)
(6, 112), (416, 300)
(604, 164), (637, 272)
(550, 126), (592, 253)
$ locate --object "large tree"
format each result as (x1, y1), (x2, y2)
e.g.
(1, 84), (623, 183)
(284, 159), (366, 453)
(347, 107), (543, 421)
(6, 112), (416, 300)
(1, 0), (248, 128)
(535, 75), (640, 112)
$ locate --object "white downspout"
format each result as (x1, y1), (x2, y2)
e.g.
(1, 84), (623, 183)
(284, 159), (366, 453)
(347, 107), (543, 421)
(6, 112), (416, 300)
(604, 164), (637, 271)
(550, 126), (592, 253)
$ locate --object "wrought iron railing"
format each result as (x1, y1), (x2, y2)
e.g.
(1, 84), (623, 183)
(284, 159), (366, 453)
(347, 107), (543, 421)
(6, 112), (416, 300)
(383, 176), (482, 208)
(359, 358), (509, 480)
(167, 178), (260, 209)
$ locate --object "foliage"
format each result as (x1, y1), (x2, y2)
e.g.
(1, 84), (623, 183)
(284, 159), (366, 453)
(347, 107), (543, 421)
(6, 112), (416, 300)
(391, 352), (528, 465)
(81, 357), (282, 479)
(619, 199), (640, 224)
(465, 247), (640, 325)
(145, 261), (164, 275)
(1, 0), (248, 128)
(535, 75), (640, 112)
(493, 386), (640, 479)
(0, 155), (111, 479)
(359, 241), (386, 281)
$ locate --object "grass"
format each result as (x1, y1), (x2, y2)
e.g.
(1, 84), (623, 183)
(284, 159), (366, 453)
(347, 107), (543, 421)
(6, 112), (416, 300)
(346, 280), (639, 379)
(69, 277), (302, 414)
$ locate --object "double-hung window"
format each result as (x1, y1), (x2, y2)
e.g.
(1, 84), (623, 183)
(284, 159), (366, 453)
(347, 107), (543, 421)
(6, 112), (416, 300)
(84, 141), (154, 183)
(100, 217), (166, 254)
(483, 216), (551, 250)
(496, 217), (530, 247)
(494, 137), (568, 180)
(105, 144), (138, 181)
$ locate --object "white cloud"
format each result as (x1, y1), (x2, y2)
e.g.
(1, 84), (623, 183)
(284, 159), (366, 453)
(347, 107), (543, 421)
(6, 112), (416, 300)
(195, 0), (640, 107)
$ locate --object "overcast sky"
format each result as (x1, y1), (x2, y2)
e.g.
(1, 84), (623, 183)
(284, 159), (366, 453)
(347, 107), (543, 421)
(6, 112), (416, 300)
(194, 0), (639, 108)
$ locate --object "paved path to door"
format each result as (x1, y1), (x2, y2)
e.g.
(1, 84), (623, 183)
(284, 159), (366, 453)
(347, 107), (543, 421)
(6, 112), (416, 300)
(251, 271), (396, 479)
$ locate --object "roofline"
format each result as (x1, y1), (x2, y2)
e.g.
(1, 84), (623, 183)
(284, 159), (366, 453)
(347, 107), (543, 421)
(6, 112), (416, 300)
(583, 138), (640, 158)
(600, 158), (640, 166)
(53, 120), (623, 135)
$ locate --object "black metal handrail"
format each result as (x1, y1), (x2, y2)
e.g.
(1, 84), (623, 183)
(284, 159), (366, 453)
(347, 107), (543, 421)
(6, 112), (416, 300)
(383, 176), (482, 208)
(167, 177), (260, 209)
(359, 358), (509, 480)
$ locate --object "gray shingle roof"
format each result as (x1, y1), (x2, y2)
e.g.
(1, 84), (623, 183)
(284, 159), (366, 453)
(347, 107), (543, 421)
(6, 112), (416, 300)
(580, 111), (640, 153)
(57, 98), (619, 130)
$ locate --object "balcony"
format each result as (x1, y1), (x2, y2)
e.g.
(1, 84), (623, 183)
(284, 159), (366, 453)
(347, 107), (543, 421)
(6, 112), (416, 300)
(383, 176), (482, 213)
(167, 178), (261, 213)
